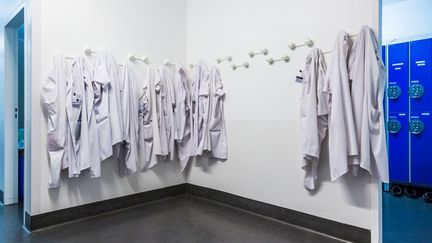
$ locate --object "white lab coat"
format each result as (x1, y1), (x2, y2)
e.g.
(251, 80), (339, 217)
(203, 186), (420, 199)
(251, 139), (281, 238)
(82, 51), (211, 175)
(300, 48), (329, 190)
(138, 66), (156, 171)
(348, 26), (389, 182)
(41, 52), (68, 188)
(192, 61), (211, 156)
(159, 66), (176, 160)
(174, 64), (194, 170)
(78, 55), (101, 177)
(208, 66), (228, 160)
(325, 30), (358, 181)
(146, 66), (165, 162)
(155, 69), (169, 157)
(94, 50), (123, 154)
(67, 56), (86, 177)
(92, 54), (113, 161)
(118, 62), (139, 175)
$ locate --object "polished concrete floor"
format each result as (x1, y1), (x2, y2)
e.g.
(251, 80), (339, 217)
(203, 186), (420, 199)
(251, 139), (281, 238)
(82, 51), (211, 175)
(0, 195), (343, 243)
(383, 192), (432, 243)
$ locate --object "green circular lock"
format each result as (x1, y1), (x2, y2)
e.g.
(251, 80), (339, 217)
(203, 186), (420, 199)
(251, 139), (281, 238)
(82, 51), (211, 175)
(387, 119), (402, 134)
(410, 119), (424, 134)
(409, 84), (424, 98)
(388, 85), (401, 99)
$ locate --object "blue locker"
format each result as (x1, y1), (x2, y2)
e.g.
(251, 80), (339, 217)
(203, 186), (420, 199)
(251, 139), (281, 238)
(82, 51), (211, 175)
(387, 42), (410, 183)
(388, 112), (410, 182)
(409, 39), (432, 186)
(410, 39), (432, 112)
(410, 112), (432, 185)
(388, 42), (409, 113)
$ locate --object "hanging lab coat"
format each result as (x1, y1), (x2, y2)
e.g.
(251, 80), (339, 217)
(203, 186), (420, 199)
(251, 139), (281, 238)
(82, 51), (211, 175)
(154, 69), (169, 157)
(159, 66), (176, 160)
(146, 66), (165, 163)
(118, 62), (139, 175)
(192, 61), (211, 156)
(208, 66), (228, 160)
(41, 52), (68, 188)
(138, 66), (156, 171)
(300, 48), (329, 190)
(70, 55), (101, 178)
(174, 64), (194, 170)
(325, 30), (358, 181)
(348, 26), (389, 182)
(94, 49), (123, 154)
(92, 54), (113, 161)
(66, 55), (86, 178)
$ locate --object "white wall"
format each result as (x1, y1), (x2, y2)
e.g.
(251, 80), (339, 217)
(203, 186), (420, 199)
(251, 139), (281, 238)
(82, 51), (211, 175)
(186, 0), (379, 229)
(383, 0), (432, 43)
(30, 0), (187, 215)
(0, 0), (25, 197)
(27, 0), (381, 231)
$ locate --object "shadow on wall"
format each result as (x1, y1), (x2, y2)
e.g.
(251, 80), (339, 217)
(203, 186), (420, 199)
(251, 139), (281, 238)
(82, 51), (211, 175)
(195, 157), (227, 173)
(48, 157), (186, 203)
(312, 136), (371, 208)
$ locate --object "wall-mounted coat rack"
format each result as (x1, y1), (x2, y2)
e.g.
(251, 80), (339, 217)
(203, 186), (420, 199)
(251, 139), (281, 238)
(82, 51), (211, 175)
(288, 39), (313, 50)
(267, 55), (289, 65)
(247, 48), (269, 58)
(231, 62), (249, 70)
(129, 54), (150, 64)
(216, 56), (233, 64)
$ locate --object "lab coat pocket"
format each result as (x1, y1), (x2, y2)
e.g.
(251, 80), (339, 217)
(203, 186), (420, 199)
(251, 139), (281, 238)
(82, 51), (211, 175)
(369, 105), (381, 135)
(143, 124), (153, 141)
(210, 98), (223, 132)
(299, 95), (309, 117)
(45, 102), (58, 133)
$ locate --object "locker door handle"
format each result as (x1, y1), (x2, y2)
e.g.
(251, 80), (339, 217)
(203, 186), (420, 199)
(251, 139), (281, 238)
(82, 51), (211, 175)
(410, 120), (424, 134)
(387, 119), (402, 133)
(409, 84), (424, 98)
(388, 85), (401, 99)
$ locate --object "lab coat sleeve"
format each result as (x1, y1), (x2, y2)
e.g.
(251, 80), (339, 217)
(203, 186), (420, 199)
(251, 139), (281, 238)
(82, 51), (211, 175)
(209, 66), (228, 160)
(118, 63), (138, 176)
(326, 31), (358, 181)
(93, 64), (113, 161)
(366, 28), (389, 182)
(300, 49), (328, 190)
(41, 53), (67, 188)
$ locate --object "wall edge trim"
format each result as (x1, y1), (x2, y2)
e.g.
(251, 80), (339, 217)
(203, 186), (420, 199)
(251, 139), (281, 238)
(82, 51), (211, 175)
(185, 184), (371, 243)
(24, 183), (370, 243)
(24, 183), (186, 231)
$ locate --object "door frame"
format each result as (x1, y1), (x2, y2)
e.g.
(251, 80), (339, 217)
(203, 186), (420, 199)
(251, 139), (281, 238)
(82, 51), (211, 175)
(3, 6), (25, 206)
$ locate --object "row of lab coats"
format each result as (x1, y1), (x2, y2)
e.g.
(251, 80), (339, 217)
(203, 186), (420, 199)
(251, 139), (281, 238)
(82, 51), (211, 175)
(41, 51), (227, 188)
(300, 26), (389, 190)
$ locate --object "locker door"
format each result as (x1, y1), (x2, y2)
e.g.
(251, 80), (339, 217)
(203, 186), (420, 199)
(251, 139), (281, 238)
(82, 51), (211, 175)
(410, 112), (432, 186)
(387, 42), (410, 183)
(388, 112), (410, 182)
(410, 39), (432, 112)
(410, 39), (432, 186)
(388, 43), (409, 112)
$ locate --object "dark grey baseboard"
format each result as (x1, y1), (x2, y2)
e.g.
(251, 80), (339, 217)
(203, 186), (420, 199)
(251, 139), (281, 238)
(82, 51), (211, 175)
(25, 184), (186, 231)
(0, 189), (3, 204)
(25, 183), (370, 243)
(185, 184), (370, 243)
